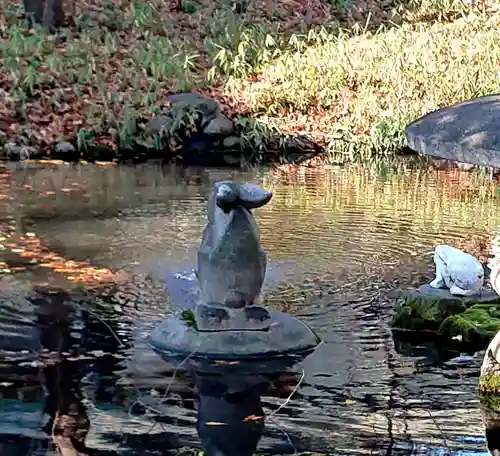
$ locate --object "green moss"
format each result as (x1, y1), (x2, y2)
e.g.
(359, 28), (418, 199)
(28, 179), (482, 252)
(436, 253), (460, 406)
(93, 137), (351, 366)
(439, 304), (500, 344)
(480, 373), (500, 395)
(479, 395), (500, 417)
(392, 285), (500, 349)
(181, 309), (197, 329)
(392, 290), (468, 331)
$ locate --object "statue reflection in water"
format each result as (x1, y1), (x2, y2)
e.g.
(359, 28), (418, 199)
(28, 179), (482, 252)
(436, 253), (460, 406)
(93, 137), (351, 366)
(195, 370), (269, 456)
(187, 359), (303, 456)
(43, 361), (90, 455)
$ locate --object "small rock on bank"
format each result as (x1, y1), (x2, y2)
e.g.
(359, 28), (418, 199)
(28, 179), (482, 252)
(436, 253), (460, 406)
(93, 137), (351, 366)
(0, 92), (322, 167)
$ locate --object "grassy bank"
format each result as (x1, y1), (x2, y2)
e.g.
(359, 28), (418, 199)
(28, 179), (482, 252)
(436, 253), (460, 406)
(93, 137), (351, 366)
(0, 0), (498, 163)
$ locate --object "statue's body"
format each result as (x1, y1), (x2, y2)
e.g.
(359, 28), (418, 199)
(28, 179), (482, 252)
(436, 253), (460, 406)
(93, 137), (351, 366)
(195, 181), (273, 331)
(429, 244), (484, 296)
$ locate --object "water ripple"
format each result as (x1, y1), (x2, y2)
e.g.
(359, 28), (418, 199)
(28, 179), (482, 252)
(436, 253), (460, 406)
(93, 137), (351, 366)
(0, 163), (497, 454)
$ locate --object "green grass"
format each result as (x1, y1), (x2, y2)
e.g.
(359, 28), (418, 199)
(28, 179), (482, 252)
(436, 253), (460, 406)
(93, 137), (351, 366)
(0, 0), (497, 162)
(218, 3), (500, 160)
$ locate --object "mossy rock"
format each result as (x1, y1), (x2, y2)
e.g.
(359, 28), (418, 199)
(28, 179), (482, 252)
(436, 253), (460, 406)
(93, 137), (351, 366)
(392, 284), (500, 332)
(439, 304), (500, 345)
(480, 372), (500, 396)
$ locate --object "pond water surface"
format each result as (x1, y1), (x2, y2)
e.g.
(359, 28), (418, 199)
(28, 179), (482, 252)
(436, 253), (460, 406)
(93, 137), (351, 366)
(0, 160), (499, 455)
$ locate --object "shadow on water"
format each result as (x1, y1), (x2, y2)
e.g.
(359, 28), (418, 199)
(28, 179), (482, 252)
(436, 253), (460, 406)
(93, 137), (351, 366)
(1, 159), (500, 454)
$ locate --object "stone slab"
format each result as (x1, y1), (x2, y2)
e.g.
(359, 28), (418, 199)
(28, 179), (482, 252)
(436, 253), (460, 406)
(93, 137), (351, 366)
(418, 284), (500, 303)
(147, 310), (321, 363)
(405, 94), (500, 168)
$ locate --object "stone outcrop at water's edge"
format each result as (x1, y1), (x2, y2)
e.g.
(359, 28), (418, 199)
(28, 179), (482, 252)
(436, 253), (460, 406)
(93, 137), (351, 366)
(0, 92), (322, 168)
(405, 94), (500, 169)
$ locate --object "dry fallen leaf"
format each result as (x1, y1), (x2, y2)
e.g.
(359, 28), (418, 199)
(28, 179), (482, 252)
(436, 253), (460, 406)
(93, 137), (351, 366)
(243, 415), (264, 422)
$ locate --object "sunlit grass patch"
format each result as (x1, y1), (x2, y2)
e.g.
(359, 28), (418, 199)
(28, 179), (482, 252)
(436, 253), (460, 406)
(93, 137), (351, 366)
(212, 4), (500, 160)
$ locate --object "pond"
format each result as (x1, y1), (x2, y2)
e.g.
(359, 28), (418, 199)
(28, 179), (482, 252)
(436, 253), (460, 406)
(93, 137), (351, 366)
(0, 159), (498, 455)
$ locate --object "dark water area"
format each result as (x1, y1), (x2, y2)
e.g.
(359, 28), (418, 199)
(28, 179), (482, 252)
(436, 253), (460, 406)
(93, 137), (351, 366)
(0, 160), (499, 455)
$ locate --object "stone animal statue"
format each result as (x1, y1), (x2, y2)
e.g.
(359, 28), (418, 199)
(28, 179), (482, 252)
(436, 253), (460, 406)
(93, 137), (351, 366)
(429, 244), (484, 296)
(195, 181), (273, 331)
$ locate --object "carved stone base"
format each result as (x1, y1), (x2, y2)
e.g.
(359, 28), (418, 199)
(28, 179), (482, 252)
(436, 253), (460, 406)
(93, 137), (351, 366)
(195, 303), (271, 331)
(147, 310), (321, 364)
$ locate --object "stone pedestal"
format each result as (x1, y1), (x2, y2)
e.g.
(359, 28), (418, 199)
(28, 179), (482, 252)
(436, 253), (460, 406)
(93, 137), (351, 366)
(148, 310), (321, 369)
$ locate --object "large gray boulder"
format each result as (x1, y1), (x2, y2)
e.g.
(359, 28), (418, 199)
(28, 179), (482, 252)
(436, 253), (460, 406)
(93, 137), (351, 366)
(405, 94), (500, 168)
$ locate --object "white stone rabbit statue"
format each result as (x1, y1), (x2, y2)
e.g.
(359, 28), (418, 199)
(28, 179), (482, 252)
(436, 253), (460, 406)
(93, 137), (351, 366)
(429, 244), (484, 296)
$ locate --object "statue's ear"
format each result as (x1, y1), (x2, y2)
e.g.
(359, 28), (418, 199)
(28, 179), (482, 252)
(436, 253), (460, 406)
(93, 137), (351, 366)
(237, 183), (273, 210)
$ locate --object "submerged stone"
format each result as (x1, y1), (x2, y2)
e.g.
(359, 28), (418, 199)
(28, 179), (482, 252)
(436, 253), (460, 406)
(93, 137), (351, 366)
(222, 136), (240, 149)
(53, 140), (77, 158)
(392, 284), (500, 335)
(167, 92), (219, 124)
(148, 310), (321, 363)
(145, 115), (173, 136)
(405, 94), (500, 168)
(3, 142), (31, 161)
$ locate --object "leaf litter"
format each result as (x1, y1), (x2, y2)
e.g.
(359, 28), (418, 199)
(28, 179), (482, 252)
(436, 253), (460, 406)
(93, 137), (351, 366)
(0, 0), (419, 157)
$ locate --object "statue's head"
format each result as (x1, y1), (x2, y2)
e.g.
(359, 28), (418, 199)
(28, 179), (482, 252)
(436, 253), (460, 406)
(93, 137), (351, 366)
(195, 181), (273, 331)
